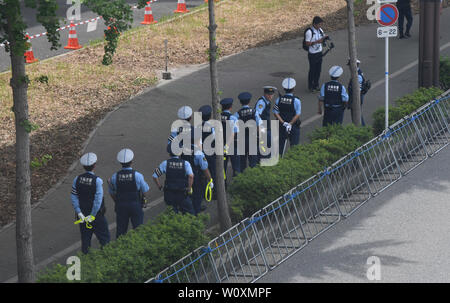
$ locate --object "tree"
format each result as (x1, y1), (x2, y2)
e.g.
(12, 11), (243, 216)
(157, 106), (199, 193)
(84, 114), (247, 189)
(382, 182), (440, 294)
(0, 0), (148, 282)
(207, 0), (232, 232)
(346, 0), (362, 126)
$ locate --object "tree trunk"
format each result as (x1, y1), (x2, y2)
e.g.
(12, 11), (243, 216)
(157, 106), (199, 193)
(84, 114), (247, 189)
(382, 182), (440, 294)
(207, 0), (232, 232)
(8, 30), (35, 282)
(347, 0), (362, 126)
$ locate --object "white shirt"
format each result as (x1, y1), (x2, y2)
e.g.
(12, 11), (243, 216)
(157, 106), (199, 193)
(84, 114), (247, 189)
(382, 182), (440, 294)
(305, 27), (324, 54)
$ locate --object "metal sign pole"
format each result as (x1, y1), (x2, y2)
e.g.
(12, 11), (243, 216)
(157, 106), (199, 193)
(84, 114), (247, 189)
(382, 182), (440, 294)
(385, 36), (389, 130)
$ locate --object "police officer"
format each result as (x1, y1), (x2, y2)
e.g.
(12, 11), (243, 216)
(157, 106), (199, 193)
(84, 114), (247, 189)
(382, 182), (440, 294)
(199, 105), (216, 187)
(274, 78), (302, 156)
(318, 66), (349, 126)
(71, 153), (110, 254)
(108, 148), (150, 239)
(181, 131), (213, 215)
(168, 106), (193, 144)
(153, 144), (195, 215)
(255, 86), (276, 159)
(220, 98), (240, 178)
(235, 92), (262, 171)
(347, 59), (367, 126)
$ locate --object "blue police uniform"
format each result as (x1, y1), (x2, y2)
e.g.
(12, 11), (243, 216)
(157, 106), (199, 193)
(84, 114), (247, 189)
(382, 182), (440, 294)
(255, 91), (274, 159)
(168, 124), (192, 145)
(348, 68), (366, 126)
(71, 172), (110, 254)
(235, 92), (262, 171)
(319, 80), (349, 126)
(273, 93), (301, 155)
(221, 98), (240, 178)
(109, 167), (149, 238)
(199, 105), (216, 187)
(182, 148), (209, 215)
(153, 156), (195, 215)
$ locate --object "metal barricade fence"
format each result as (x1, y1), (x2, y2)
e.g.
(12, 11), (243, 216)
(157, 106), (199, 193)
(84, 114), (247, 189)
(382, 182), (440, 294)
(250, 195), (308, 270)
(207, 218), (268, 283)
(147, 246), (217, 283)
(326, 151), (372, 217)
(146, 93), (450, 284)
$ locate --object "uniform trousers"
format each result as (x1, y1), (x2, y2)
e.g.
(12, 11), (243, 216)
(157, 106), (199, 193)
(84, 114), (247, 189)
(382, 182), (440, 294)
(115, 201), (143, 239)
(279, 124), (300, 156)
(164, 190), (195, 215)
(224, 144), (241, 178)
(79, 214), (110, 254)
(192, 174), (206, 215)
(323, 106), (345, 127)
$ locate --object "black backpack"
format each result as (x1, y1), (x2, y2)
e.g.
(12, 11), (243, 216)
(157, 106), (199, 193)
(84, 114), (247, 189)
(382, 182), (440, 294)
(302, 27), (323, 51)
(361, 78), (371, 94)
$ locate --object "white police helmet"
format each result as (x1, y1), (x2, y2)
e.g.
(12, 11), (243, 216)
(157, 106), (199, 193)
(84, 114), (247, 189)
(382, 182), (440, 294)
(329, 66), (343, 78)
(80, 152), (97, 166)
(117, 148), (134, 164)
(177, 106), (193, 120)
(282, 78), (296, 90)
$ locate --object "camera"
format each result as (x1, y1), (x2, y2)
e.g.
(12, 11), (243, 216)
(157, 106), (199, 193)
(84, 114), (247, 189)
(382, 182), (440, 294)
(322, 36), (335, 50)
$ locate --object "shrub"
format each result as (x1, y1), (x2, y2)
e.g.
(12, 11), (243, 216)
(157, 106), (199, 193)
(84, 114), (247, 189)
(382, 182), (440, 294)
(372, 87), (443, 135)
(440, 56), (450, 90)
(37, 210), (209, 283)
(229, 124), (373, 222)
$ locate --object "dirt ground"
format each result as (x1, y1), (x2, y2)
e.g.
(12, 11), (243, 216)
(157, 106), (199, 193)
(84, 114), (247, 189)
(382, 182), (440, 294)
(0, 0), (447, 227)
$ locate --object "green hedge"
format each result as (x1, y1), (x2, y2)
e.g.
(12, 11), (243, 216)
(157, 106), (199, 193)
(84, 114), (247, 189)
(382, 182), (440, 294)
(440, 56), (450, 91)
(37, 211), (209, 283)
(372, 87), (444, 136)
(229, 124), (373, 222)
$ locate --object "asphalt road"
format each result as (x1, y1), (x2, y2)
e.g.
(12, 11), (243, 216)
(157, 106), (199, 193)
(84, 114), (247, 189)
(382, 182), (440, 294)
(257, 145), (450, 283)
(0, 0), (205, 72)
(0, 7), (449, 283)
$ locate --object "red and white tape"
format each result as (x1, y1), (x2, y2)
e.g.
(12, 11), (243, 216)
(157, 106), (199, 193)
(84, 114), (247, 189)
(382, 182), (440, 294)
(0, 1), (158, 48)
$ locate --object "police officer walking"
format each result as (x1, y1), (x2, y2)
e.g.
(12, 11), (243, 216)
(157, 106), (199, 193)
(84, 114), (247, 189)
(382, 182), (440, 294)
(71, 153), (110, 254)
(181, 131), (213, 215)
(168, 106), (193, 144)
(274, 78), (302, 156)
(220, 98), (240, 179)
(255, 86), (276, 159)
(318, 66), (349, 126)
(235, 92), (262, 171)
(153, 144), (195, 215)
(108, 148), (150, 239)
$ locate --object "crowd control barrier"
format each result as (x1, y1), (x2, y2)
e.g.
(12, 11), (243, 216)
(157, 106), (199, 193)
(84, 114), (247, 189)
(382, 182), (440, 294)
(146, 90), (450, 283)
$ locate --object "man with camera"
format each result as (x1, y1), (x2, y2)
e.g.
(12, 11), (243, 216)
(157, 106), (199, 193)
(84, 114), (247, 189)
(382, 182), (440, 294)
(304, 16), (329, 93)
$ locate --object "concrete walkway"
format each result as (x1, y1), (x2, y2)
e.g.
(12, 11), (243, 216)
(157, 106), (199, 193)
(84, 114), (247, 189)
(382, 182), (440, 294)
(1, 8), (449, 282)
(258, 145), (450, 283)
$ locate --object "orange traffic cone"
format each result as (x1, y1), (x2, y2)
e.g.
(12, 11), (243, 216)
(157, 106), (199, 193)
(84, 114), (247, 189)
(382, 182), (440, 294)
(24, 34), (38, 64)
(141, 2), (157, 25)
(64, 21), (82, 50)
(174, 0), (189, 13)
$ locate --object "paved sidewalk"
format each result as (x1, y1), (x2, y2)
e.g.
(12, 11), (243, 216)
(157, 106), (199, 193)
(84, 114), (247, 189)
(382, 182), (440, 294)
(1, 8), (449, 282)
(258, 145), (450, 283)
